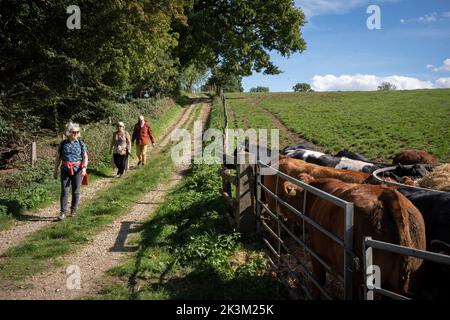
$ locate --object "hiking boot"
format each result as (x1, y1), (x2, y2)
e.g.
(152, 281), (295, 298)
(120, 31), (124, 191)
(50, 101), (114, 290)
(59, 213), (66, 220)
(70, 211), (77, 217)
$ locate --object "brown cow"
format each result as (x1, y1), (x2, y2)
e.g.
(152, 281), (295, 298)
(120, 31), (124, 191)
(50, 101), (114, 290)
(292, 174), (426, 299)
(263, 157), (371, 224)
(393, 149), (439, 166)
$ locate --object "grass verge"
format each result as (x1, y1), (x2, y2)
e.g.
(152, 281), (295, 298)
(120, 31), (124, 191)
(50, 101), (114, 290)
(95, 164), (280, 300)
(93, 97), (280, 300)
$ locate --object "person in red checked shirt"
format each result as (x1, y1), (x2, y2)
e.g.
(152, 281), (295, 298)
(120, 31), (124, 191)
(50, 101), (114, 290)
(131, 115), (155, 166)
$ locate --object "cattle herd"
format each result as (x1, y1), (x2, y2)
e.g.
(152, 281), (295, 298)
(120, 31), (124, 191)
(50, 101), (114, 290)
(257, 143), (450, 300)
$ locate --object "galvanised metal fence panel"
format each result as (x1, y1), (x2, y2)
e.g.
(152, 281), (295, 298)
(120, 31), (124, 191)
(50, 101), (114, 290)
(257, 160), (355, 300)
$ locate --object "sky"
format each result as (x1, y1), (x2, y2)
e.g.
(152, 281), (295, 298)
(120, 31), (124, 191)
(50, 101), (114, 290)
(242, 0), (450, 92)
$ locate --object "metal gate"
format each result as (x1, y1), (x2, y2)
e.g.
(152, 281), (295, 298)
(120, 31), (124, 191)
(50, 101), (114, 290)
(256, 160), (355, 299)
(363, 236), (450, 300)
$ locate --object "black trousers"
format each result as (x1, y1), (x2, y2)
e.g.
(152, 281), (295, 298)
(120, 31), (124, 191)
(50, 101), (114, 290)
(60, 170), (83, 214)
(113, 153), (127, 175)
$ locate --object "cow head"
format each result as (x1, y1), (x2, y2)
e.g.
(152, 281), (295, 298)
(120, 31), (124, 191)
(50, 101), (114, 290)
(281, 173), (315, 200)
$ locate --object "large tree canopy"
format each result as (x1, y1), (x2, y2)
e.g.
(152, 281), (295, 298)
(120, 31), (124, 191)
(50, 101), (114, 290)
(0, 0), (306, 151)
(174, 0), (306, 76)
(0, 0), (185, 135)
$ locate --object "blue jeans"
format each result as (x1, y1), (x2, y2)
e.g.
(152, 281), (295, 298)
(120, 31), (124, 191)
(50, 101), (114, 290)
(60, 170), (83, 214)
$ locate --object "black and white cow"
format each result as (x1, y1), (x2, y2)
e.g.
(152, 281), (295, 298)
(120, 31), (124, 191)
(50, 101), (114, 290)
(281, 142), (315, 156)
(283, 148), (384, 173)
(334, 150), (373, 163)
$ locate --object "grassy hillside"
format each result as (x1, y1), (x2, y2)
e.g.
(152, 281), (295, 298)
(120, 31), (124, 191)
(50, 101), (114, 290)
(226, 89), (450, 162)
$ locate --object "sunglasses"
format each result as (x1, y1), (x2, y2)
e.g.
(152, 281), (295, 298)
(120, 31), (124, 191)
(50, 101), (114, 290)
(70, 131), (80, 134)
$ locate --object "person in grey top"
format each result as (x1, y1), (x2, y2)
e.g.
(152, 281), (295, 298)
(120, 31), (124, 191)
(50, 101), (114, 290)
(109, 121), (131, 177)
(53, 122), (88, 220)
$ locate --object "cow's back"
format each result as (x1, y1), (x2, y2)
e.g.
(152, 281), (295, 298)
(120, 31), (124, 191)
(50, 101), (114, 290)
(306, 180), (426, 297)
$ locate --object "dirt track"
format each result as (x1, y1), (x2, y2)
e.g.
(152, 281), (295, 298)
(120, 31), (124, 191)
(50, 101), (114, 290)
(0, 104), (195, 256)
(0, 99), (211, 300)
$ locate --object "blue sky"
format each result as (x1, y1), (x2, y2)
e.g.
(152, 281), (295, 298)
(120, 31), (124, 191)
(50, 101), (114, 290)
(242, 0), (450, 92)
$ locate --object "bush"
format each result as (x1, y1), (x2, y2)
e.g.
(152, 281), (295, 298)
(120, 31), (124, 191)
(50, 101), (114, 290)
(12, 187), (49, 210)
(377, 81), (397, 91)
(176, 231), (241, 274)
(0, 205), (8, 216)
(293, 82), (313, 92)
(249, 86), (270, 92)
(0, 160), (53, 189)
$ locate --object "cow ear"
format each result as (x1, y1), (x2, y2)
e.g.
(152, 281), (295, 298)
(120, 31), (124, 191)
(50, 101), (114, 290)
(297, 173), (315, 184)
(430, 240), (450, 254)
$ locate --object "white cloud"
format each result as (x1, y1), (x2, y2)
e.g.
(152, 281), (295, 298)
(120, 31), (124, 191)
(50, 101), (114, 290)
(401, 11), (450, 24)
(443, 59), (450, 71)
(296, 0), (366, 17)
(427, 58), (450, 72)
(311, 74), (437, 91)
(435, 77), (450, 88)
(295, 0), (398, 17)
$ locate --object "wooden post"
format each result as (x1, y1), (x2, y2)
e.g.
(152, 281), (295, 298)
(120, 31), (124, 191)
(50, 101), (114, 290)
(237, 151), (256, 234)
(256, 162), (261, 234)
(31, 142), (37, 167)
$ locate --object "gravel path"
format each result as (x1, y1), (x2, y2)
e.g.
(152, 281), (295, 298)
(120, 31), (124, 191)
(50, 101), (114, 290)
(0, 104), (196, 256)
(0, 99), (210, 300)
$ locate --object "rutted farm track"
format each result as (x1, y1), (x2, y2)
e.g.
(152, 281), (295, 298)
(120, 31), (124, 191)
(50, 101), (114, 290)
(0, 99), (211, 300)
(227, 96), (319, 151)
(0, 103), (195, 256)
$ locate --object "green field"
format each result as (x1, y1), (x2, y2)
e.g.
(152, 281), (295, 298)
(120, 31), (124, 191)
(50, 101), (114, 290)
(226, 89), (450, 162)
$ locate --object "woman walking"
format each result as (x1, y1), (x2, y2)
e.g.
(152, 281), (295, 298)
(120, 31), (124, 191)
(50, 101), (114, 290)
(53, 122), (88, 220)
(109, 121), (131, 177)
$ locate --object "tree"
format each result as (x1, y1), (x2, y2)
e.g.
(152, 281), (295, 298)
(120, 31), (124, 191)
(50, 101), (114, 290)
(293, 83), (313, 92)
(202, 68), (244, 93)
(250, 86), (270, 92)
(378, 82), (397, 91)
(0, 0), (185, 139)
(173, 0), (306, 76)
(179, 64), (209, 92)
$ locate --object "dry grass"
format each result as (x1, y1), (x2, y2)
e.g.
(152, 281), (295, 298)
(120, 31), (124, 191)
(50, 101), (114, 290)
(417, 164), (450, 191)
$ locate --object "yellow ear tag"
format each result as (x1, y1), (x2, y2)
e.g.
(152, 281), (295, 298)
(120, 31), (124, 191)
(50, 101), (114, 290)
(288, 187), (297, 196)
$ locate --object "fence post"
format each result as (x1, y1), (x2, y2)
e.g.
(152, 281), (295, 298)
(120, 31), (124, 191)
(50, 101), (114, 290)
(344, 202), (354, 300)
(256, 162), (261, 234)
(363, 237), (374, 300)
(237, 152), (256, 234)
(31, 142), (37, 167)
